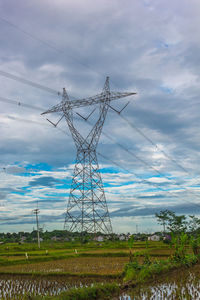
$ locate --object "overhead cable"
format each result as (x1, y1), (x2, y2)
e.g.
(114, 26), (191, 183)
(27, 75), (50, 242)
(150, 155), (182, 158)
(119, 114), (190, 175)
(0, 17), (194, 178)
(0, 70), (60, 96)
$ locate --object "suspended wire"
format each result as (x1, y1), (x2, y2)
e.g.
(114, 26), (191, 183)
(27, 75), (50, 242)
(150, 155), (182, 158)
(0, 70), (60, 96)
(5, 114), (68, 136)
(60, 109), (200, 207)
(0, 212), (64, 223)
(119, 114), (190, 175)
(0, 112), (175, 192)
(98, 151), (200, 210)
(1, 94), (199, 203)
(82, 113), (194, 192)
(0, 96), (44, 111)
(1, 107), (197, 205)
(0, 95), (188, 189)
(0, 16), (104, 80)
(2, 18), (199, 223)
(0, 166), (39, 175)
(0, 215), (31, 221)
(0, 16), (196, 180)
(0, 17), (64, 55)
(0, 15), (196, 178)
(0, 93), (193, 187)
(0, 17), (199, 199)
(1, 112), (200, 224)
(0, 68), (192, 179)
(0, 95), (196, 191)
(100, 129), (174, 182)
(98, 124), (200, 206)
(0, 70), (193, 179)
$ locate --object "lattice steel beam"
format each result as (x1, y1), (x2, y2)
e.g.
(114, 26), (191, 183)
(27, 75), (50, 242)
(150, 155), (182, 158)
(42, 77), (136, 234)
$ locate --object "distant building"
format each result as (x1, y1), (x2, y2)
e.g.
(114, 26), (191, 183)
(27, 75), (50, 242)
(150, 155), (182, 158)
(94, 236), (104, 242)
(119, 234), (131, 241)
(119, 235), (125, 241)
(33, 237), (43, 242)
(148, 234), (160, 242)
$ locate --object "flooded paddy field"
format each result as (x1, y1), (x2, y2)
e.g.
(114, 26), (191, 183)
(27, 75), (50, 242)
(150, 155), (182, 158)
(0, 241), (197, 299)
(120, 264), (200, 300)
(0, 274), (118, 299)
(1, 264), (200, 299)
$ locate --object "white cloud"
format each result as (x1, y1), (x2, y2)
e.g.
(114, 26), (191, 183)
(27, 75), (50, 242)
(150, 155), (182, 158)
(0, 0), (200, 232)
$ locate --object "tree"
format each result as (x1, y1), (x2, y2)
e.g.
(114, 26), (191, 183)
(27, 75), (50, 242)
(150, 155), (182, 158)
(188, 215), (200, 234)
(167, 214), (187, 235)
(155, 210), (172, 233)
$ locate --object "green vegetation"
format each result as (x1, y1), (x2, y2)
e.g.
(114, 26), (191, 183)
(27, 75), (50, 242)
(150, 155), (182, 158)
(155, 210), (200, 235)
(125, 263), (200, 299)
(0, 211), (200, 299)
(123, 254), (198, 283)
(25, 283), (120, 300)
(123, 211), (200, 286)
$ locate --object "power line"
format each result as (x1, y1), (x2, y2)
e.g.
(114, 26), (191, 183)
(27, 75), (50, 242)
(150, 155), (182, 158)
(0, 96), (44, 111)
(0, 17), (64, 55)
(0, 95), (185, 190)
(0, 70), (60, 96)
(0, 69), (192, 179)
(98, 151), (200, 210)
(1, 117), (200, 225)
(0, 16), (195, 179)
(0, 110), (181, 195)
(2, 108), (196, 205)
(0, 95), (195, 193)
(0, 15), (195, 178)
(0, 94), (192, 189)
(100, 129), (174, 182)
(0, 65), (199, 209)
(119, 114), (190, 175)
(0, 16), (104, 79)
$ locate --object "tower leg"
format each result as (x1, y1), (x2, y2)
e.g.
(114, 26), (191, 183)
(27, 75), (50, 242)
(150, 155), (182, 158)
(64, 148), (112, 234)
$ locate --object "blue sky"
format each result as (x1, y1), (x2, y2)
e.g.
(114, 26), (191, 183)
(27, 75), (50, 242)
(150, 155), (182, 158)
(0, 0), (200, 233)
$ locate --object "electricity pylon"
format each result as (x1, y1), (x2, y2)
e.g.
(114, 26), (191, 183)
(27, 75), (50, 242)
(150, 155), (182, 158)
(42, 77), (136, 234)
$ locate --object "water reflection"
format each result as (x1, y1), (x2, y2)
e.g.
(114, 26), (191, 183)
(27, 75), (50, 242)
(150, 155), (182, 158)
(0, 274), (116, 299)
(119, 270), (200, 299)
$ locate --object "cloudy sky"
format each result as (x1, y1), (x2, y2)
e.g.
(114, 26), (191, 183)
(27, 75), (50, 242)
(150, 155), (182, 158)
(0, 0), (200, 233)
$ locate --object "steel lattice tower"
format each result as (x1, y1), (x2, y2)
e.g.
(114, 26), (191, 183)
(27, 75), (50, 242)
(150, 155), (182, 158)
(42, 77), (136, 234)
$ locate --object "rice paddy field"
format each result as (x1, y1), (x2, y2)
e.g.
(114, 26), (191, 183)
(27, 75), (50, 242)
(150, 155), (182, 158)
(120, 263), (200, 299)
(0, 241), (199, 299)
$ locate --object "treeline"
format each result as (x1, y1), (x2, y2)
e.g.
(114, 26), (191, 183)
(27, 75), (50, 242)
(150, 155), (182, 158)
(0, 230), (80, 243)
(0, 230), (119, 243)
(155, 210), (200, 235)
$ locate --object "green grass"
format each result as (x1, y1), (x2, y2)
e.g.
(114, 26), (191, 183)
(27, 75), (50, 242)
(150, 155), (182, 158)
(123, 254), (199, 284)
(0, 240), (178, 269)
(0, 240), (199, 299)
(0, 240), (169, 252)
(24, 283), (120, 300)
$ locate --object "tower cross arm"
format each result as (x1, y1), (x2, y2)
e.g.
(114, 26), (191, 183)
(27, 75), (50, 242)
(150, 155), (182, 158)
(41, 103), (63, 115)
(41, 91), (136, 115)
(109, 91), (137, 101)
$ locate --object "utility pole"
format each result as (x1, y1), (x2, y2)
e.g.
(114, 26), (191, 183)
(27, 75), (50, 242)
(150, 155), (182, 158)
(33, 208), (40, 248)
(42, 77), (136, 234)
